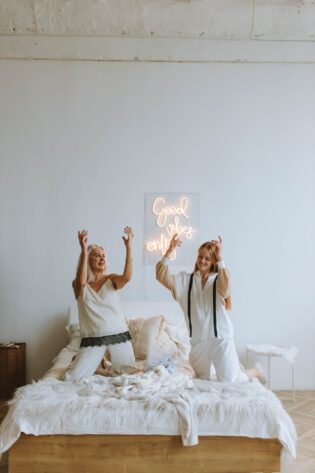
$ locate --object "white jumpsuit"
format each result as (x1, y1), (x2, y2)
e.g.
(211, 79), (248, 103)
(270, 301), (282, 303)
(65, 279), (136, 381)
(156, 257), (247, 382)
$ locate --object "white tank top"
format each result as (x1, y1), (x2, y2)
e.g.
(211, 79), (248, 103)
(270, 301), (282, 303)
(77, 279), (128, 338)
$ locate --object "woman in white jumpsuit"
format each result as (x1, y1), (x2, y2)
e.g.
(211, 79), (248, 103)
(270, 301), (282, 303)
(156, 235), (265, 383)
(65, 227), (136, 381)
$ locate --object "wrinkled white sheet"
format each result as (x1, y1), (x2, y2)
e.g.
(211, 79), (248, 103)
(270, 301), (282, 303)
(0, 365), (296, 461)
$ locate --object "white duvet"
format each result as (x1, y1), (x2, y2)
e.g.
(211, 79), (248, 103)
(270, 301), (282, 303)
(0, 365), (296, 462)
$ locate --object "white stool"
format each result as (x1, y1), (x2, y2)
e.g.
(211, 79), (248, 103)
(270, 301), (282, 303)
(246, 344), (298, 403)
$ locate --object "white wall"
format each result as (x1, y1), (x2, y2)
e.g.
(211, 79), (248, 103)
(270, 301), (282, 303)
(0, 59), (314, 388)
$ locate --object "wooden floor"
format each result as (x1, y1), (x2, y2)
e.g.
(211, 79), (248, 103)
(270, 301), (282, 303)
(276, 390), (315, 473)
(0, 391), (314, 473)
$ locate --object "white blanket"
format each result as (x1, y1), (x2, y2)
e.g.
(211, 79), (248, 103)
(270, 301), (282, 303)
(0, 366), (296, 462)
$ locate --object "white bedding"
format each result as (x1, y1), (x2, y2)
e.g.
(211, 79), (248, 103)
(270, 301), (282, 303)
(0, 365), (297, 462)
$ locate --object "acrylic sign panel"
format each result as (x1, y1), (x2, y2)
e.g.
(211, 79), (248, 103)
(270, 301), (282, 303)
(144, 193), (199, 265)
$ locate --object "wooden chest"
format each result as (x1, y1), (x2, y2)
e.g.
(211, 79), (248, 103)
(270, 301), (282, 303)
(0, 343), (26, 399)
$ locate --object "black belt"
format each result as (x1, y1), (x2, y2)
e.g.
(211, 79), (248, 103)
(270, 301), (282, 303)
(187, 274), (218, 338)
(80, 331), (131, 348)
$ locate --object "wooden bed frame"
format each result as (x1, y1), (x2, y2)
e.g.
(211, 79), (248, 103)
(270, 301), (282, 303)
(7, 303), (283, 472)
(9, 434), (281, 473)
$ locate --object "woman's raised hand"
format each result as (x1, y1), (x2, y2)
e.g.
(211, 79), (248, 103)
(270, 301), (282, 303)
(165, 233), (182, 258)
(210, 235), (223, 260)
(78, 230), (88, 252)
(122, 226), (134, 247)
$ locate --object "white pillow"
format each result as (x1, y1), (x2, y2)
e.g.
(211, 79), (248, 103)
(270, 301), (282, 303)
(43, 310), (193, 380)
(164, 323), (190, 359)
(65, 316), (191, 360)
(43, 322), (80, 380)
(123, 303), (190, 358)
(43, 347), (77, 380)
(65, 322), (81, 351)
(68, 303), (191, 357)
(127, 316), (164, 360)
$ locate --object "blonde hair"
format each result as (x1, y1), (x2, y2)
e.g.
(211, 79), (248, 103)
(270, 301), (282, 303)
(194, 242), (218, 274)
(76, 245), (107, 283)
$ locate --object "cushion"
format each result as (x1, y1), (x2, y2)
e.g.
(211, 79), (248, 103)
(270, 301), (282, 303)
(164, 323), (190, 359)
(43, 323), (81, 380)
(65, 322), (81, 351)
(127, 316), (164, 360)
(43, 347), (77, 380)
(152, 318), (179, 357)
(43, 315), (193, 380)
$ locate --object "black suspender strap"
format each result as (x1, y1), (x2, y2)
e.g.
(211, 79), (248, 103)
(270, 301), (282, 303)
(188, 273), (218, 338)
(213, 275), (218, 338)
(187, 273), (194, 337)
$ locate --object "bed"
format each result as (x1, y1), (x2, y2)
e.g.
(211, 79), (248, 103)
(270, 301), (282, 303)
(0, 302), (296, 473)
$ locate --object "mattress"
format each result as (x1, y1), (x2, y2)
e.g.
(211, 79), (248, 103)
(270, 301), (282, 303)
(0, 364), (297, 460)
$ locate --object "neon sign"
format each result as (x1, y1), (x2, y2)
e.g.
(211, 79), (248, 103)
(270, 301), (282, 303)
(144, 195), (198, 261)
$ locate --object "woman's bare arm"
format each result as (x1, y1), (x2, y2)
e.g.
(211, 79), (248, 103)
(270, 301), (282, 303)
(109, 227), (134, 290)
(72, 230), (88, 299)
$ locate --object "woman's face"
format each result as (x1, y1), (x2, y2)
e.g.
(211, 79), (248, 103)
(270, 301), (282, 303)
(196, 247), (215, 273)
(89, 247), (107, 273)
